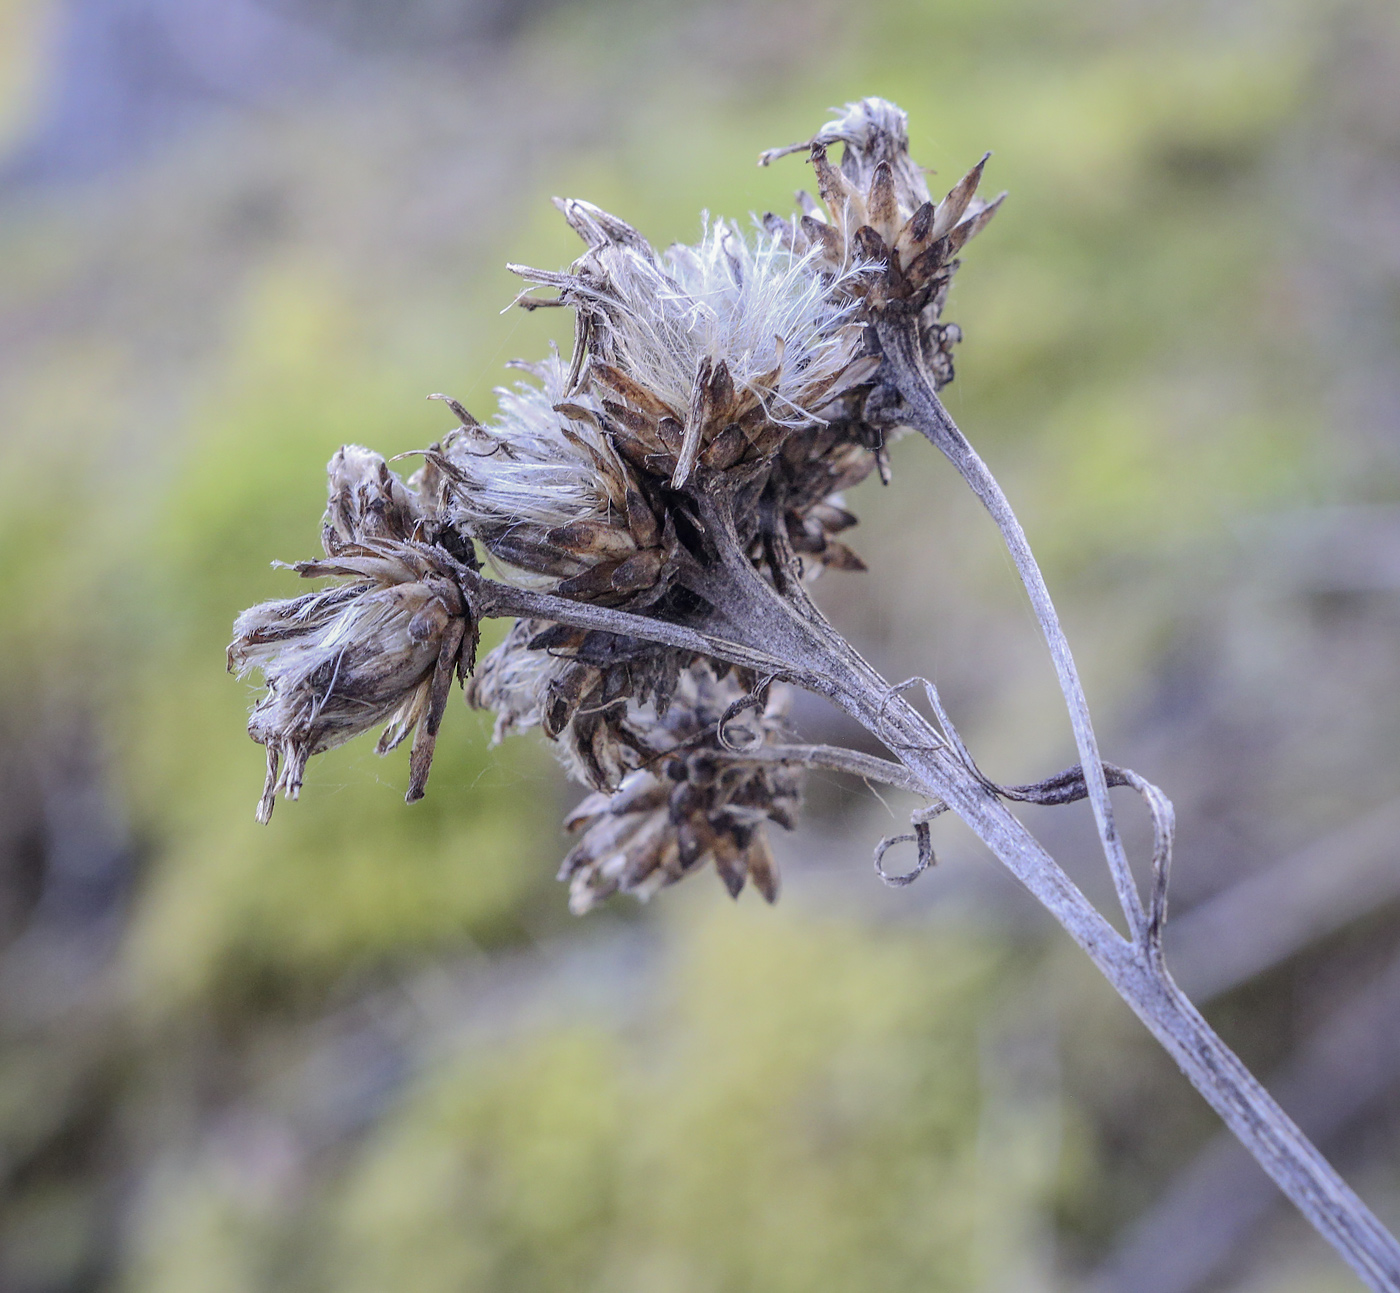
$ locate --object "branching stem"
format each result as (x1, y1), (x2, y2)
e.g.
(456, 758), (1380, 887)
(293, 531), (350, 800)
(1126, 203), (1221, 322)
(739, 743), (925, 795)
(785, 587), (1400, 1292)
(876, 315), (1151, 944)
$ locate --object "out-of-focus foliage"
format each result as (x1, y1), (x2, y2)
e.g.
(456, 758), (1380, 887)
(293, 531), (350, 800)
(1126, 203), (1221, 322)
(127, 911), (1033, 1293)
(1, 0), (1398, 1290)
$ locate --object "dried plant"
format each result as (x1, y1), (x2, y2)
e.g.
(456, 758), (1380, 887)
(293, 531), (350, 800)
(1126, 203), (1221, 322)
(228, 99), (1400, 1287)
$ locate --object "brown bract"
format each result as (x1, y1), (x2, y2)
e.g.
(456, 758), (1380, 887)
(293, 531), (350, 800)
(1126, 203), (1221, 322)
(411, 363), (680, 612)
(467, 616), (696, 793)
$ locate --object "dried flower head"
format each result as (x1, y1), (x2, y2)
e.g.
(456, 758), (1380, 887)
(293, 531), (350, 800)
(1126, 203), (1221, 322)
(558, 671), (798, 913)
(413, 353), (677, 609)
(227, 96), (1001, 912)
(511, 202), (879, 489)
(228, 448), (476, 822)
(467, 616), (692, 792)
(321, 444), (422, 554)
(761, 97), (1004, 389)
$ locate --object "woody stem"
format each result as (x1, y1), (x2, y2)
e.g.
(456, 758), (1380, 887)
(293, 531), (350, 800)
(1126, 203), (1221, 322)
(465, 509), (1400, 1286)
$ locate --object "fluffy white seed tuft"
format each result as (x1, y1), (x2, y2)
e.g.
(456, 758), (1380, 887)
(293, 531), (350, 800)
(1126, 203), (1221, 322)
(437, 352), (622, 539)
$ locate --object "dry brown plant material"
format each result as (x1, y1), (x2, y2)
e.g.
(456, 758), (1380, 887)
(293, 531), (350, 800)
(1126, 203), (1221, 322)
(228, 99), (1400, 1288)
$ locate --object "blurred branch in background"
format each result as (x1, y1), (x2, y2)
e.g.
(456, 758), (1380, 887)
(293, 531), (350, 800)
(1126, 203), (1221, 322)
(1169, 791), (1400, 1003)
(0, 706), (135, 1006)
(1, 0), (344, 185)
(0, 0), (559, 187)
(0, 697), (137, 1291)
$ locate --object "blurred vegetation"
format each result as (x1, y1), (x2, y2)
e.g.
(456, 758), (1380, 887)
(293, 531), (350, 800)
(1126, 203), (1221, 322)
(127, 913), (1031, 1293)
(0, 0), (1398, 1290)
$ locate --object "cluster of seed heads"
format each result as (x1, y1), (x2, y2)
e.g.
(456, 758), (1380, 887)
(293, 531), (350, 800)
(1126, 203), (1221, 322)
(221, 98), (1400, 1292)
(229, 98), (1003, 910)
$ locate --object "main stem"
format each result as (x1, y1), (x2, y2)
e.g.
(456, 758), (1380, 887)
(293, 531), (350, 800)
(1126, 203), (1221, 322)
(463, 415), (1400, 1286)
(811, 616), (1400, 1291)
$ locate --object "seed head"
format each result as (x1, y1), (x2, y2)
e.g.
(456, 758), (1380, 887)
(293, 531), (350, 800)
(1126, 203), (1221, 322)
(468, 616), (693, 793)
(558, 671), (798, 913)
(227, 97), (1006, 915)
(322, 444), (423, 554)
(228, 448), (475, 822)
(761, 98), (1003, 387)
(511, 204), (878, 489)
(415, 352), (675, 608)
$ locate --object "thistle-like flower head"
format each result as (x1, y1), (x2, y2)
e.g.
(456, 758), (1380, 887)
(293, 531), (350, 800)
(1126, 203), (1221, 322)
(512, 203), (878, 489)
(558, 671), (798, 913)
(415, 353), (674, 608)
(227, 96), (1008, 916)
(228, 448), (475, 821)
(807, 98), (932, 232)
(761, 97), (1004, 388)
(467, 615), (693, 793)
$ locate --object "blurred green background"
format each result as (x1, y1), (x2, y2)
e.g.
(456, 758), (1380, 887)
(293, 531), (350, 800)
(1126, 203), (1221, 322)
(1, 0), (1399, 1289)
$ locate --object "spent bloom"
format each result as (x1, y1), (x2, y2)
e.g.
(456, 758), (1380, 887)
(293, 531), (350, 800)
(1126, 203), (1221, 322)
(229, 448), (476, 822)
(467, 615), (693, 793)
(511, 201), (880, 487)
(415, 352), (675, 609)
(559, 671), (798, 913)
(761, 97), (1004, 389)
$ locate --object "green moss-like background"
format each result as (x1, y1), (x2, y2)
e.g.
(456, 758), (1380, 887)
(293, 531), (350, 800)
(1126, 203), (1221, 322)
(1, 0), (1397, 1289)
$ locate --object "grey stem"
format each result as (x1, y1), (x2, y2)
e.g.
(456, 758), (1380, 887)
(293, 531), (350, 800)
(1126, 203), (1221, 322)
(860, 316), (1397, 1283)
(814, 631), (1400, 1292)
(740, 743), (926, 795)
(466, 572), (824, 692)
(1089, 943), (1400, 1293)
(876, 315), (1149, 944)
